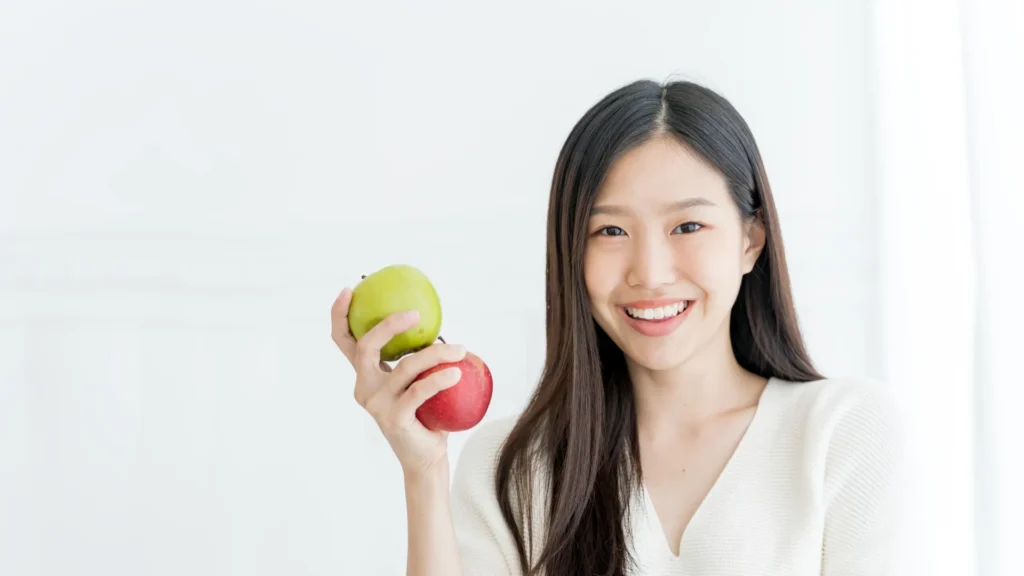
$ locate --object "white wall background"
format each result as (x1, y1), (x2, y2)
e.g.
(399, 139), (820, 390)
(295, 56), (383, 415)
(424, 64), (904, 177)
(1, 1), (1017, 575)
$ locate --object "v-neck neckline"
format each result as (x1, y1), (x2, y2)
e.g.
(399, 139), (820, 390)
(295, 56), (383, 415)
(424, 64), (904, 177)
(637, 377), (777, 560)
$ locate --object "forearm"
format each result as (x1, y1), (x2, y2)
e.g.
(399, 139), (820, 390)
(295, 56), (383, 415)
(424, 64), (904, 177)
(404, 461), (462, 576)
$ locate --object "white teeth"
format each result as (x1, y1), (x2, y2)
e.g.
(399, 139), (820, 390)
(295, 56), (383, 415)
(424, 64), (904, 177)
(625, 301), (689, 320)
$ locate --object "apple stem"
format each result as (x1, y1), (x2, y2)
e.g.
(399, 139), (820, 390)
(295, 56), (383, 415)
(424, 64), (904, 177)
(438, 335), (446, 344)
(361, 275), (366, 279)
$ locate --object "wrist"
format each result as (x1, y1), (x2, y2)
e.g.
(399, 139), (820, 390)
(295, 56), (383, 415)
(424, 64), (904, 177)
(403, 457), (450, 487)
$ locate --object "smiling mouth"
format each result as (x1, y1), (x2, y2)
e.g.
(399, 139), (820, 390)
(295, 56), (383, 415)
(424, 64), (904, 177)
(623, 301), (691, 321)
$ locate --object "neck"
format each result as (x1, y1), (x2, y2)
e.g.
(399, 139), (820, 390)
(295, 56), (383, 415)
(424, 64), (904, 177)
(629, 333), (766, 430)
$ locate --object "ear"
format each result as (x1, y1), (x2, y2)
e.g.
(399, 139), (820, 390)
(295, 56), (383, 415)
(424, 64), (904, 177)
(741, 215), (766, 274)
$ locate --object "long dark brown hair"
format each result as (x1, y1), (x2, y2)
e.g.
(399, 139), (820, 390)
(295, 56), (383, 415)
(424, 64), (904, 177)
(494, 79), (823, 575)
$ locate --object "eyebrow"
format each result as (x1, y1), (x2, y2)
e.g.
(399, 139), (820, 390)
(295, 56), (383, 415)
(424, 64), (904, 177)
(590, 197), (716, 216)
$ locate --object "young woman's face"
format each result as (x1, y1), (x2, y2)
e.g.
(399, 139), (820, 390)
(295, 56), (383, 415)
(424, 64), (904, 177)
(584, 135), (765, 372)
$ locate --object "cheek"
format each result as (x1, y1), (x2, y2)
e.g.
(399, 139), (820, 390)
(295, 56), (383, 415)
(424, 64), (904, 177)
(583, 245), (625, 321)
(678, 235), (746, 297)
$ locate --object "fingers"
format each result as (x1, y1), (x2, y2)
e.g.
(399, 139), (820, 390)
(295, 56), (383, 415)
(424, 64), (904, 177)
(364, 366), (460, 424)
(388, 343), (467, 395)
(331, 288), (357, 361)
(396, 366), (462, 415)
(361, 344), (466, 430)
(354, 308), (421, 371)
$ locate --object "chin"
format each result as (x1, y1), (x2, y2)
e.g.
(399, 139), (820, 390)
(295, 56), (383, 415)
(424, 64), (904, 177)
(621, 339), (693, 372)
(600, 321), (694, 372)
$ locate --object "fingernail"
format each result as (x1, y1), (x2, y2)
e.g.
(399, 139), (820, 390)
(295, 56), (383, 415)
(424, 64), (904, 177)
(451, 344), (466, 357)
(444, 367), (462, 384)
(405, 310), (420, 321)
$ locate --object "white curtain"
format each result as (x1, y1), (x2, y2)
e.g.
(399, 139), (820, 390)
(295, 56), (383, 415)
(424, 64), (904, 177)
(871, 0), (1024, 574)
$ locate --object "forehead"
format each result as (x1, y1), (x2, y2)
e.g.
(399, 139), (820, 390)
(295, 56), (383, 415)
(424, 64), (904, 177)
(594, 135), (729, 208)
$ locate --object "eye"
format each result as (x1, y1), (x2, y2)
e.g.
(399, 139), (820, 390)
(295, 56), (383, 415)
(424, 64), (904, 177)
(673, 222), (703, 234)
(595, 226), (626, 237)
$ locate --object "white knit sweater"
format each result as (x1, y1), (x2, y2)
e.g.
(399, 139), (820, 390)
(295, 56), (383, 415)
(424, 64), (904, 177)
(448, 377), (907, 575)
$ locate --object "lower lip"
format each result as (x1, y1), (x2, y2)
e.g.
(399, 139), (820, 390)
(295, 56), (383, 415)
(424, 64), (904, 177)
(621, 303), (692, 337)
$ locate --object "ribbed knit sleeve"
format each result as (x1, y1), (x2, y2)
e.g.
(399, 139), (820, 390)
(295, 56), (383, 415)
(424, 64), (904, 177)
(820, 383), (907, 575)
(449, 417), (522, 576)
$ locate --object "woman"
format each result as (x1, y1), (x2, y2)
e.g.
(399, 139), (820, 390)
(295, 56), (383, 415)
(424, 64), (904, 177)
(331, 79), (902, 575)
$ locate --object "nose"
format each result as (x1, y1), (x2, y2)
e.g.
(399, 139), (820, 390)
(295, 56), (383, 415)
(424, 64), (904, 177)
(626, 232), (677, 289)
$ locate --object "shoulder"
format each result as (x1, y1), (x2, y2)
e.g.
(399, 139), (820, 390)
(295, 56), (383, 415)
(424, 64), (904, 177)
(769, 375), (907, 491)
(775, 378), (914, 570)
(769, 375), (905, 441)
(451, 413), (552, 514)
(451, 415), (519, 490)
(448, 415), (528, 573)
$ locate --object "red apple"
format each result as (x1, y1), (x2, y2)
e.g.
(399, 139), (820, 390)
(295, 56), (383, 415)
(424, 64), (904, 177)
(414, 351), (493, 432)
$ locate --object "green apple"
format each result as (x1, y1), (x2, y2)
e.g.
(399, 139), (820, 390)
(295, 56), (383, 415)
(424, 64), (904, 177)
(347, 264), (442, 362)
